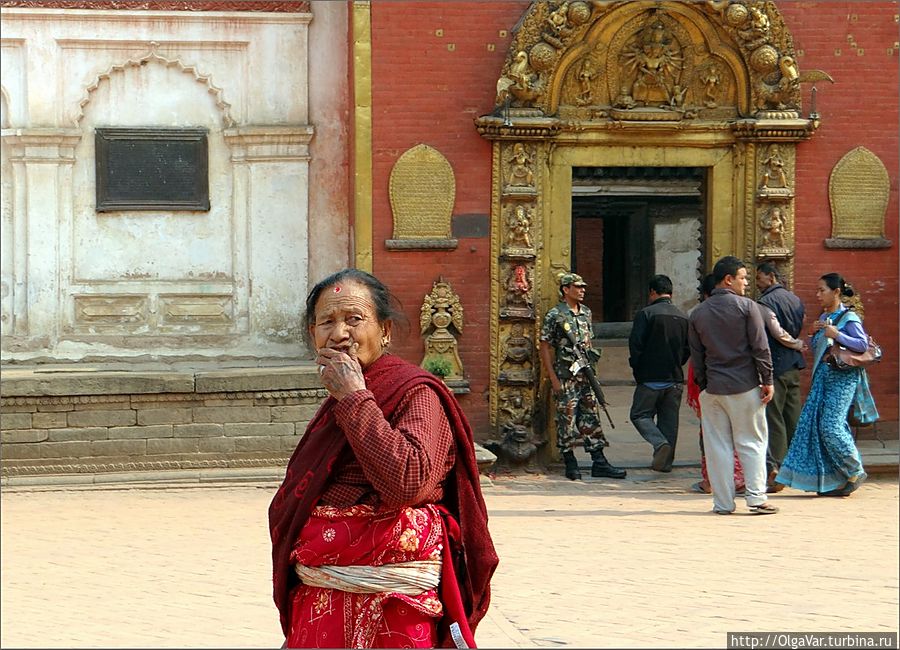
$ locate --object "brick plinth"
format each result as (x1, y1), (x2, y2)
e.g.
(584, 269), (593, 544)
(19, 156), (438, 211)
(0, 367), (326, 477)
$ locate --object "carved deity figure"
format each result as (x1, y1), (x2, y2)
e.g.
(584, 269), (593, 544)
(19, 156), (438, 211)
(760, 206), (787, 249)
(760, 144), (788, 189)
(700, 63), (722, 108)
(502, 323), (534, 369)
(505, 265), (532, 311)
(499, 390), (531, 428)
(500, 264), (534, 317)
(741, 6), (770, 43)
(485, 390), (543, 465)
(575, 55), (597, 106)
(668, 84), (688, 109)
(419, 279), (465, 382)
(506, 204), (534, 249)
(623, 15), (683, 106)
(612, 84), (637, 109)
(507, 143), (534, 187)
(546, 2), (569, 34)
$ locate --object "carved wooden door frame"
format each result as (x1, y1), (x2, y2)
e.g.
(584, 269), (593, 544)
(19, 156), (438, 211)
(476, 1), (825, 462)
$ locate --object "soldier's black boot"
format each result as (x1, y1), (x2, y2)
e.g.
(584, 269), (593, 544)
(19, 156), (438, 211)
(562, 451), (582, 481)
(591, 448), (627, 479)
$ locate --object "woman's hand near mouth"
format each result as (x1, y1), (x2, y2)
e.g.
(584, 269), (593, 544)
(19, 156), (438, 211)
(315, 342), (365, 400)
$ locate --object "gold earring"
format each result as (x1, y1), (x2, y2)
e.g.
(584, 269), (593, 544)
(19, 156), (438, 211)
(381, 336), (390, 348)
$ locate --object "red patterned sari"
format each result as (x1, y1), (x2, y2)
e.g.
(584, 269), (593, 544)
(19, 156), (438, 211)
(287, 504), (444, 648)
(269, 355), (498, 649)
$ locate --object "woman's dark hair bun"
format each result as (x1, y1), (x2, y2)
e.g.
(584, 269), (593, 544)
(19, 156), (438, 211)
(842, 282), (855, 297)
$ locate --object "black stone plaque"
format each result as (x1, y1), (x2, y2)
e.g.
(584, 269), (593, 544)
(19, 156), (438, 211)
(95, 127), (209, 211)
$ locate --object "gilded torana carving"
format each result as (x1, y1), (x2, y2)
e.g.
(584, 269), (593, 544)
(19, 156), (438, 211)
(478, 1), (827, 464)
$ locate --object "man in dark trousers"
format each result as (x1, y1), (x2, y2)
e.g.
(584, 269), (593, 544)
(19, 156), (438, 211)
(628, 274), (690, 472)
(756, 262), (805, 491)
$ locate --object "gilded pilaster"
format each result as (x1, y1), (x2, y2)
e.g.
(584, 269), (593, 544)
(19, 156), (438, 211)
(352, 0), (373, 272)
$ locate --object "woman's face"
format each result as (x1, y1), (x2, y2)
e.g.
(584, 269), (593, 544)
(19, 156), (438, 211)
(815, 279), (840, 310)
(310, 280), (390, 369)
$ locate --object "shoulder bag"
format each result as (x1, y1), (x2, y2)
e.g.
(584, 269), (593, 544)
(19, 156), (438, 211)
(824, 310), (883, 370)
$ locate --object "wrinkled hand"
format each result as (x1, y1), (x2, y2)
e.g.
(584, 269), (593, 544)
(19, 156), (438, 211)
(760, 384), (774, 404)
(316, 343), (366, 400)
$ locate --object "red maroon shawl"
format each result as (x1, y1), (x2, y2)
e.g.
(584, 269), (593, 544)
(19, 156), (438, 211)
(268, 354), (499, 647)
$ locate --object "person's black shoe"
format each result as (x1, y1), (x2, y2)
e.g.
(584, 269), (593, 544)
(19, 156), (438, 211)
(562, 450), (582, 481)
(651, 443), (672, 472)
(590, 449), (627, 479)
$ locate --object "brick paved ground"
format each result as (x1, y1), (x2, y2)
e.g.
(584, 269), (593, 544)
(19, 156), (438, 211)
(2, 471), (897, 648)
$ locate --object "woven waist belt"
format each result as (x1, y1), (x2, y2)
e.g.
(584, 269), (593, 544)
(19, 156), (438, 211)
(294, 559), (442, 595)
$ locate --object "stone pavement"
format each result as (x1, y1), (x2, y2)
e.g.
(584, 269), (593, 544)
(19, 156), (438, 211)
(556, 385), (898, 478)
(2, 469), (898, 648)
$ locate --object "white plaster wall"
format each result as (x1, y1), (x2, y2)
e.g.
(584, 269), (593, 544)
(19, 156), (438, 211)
(73, 63), (233, 282)
(655, 218), (702, 314)
(0, 7), (349, 362)
(307, 0), (351, 284)
(0, 93), (12, 335)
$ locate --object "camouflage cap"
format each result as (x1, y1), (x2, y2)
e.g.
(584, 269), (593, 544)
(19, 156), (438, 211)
(558, 272), (587, 287)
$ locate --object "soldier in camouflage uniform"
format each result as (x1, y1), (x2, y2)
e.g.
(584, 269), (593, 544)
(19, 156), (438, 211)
(539, 272), (627, 480)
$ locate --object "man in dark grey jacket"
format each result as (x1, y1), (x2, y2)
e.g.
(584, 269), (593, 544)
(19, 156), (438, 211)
(689, 256), (778, 515)
(756, 263), (805, 486)
(628, 275), (690, 472)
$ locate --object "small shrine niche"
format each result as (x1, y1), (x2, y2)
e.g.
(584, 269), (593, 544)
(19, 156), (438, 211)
(420, 279), (469, 393)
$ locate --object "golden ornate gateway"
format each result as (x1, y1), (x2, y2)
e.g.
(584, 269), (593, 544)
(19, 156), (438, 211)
(475, 1), (827, 462)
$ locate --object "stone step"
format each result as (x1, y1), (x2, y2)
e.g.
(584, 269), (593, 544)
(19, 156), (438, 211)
(594, 338), (635, 385)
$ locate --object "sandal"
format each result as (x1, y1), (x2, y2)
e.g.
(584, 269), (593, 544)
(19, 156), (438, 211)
(691, 481), (711, 494)
(818, 486), (848, 497)
(749, 502), (779, 515)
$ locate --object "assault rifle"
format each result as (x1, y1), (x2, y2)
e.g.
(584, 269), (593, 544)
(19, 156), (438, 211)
(560, 320), (615, 429)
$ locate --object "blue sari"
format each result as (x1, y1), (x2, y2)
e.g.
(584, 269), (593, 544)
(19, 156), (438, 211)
(775, 307), (868, 493)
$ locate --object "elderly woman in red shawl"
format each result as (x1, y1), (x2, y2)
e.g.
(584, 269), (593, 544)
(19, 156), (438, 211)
(269, 269), (498, 649)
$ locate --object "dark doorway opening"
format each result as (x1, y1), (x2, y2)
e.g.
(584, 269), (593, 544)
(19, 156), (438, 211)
(571, 166), (706, 335)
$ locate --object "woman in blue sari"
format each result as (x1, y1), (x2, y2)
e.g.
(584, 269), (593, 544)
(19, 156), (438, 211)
(776, 273), (870, 496)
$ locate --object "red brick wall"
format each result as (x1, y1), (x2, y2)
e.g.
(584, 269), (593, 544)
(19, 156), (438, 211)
(367, 1), (899, 435)
(781, 2), (899, 425)
(575, 218), (605, 318)
(369, 1), (529, 436)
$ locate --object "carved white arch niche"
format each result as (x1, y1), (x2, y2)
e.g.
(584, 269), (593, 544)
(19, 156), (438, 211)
(0, 8), (314, 361)
(71, 51), (239, 341)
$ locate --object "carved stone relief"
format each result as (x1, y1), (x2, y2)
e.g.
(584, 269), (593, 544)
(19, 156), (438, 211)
(503, 203), (535, 255)
(499, 322), (534, 385)
(492, 1), (829, 121)
(387, 144), (457, 250)
(826, 146), (892, 249)
(504, 142), (537, 193)
(500, 263), (534, 319)
(755, 143), (795, 264)
(483, 387), (545, 467)
(419, 279), (468, 393)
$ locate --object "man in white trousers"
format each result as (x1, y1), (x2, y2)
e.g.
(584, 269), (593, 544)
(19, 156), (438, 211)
(688, 256), (778, 515)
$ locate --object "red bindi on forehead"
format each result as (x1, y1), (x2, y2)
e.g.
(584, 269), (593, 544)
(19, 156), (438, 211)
(333, 285), (342, 293)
